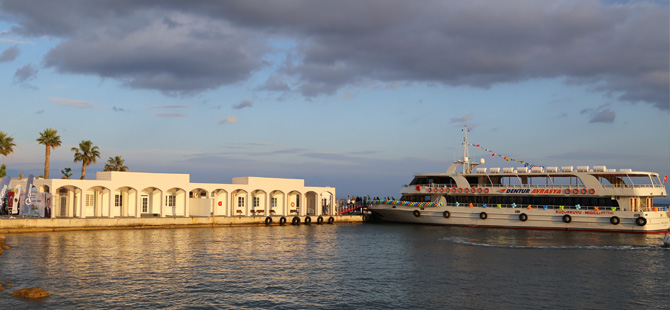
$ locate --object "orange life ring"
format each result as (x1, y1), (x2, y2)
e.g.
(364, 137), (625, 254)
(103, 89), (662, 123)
(415, 185), (421, 191)
(218, 201), (222, 206)
(440, 188), (444, 193)
(458, 188), (463, 193)
(445, 188), (451, 193)
(572, 189), (579, 194)
(471, 187), (477, 193)
(291, 202), (295, 207)
(564, 189), (570, 194)
(580, 189), (587, 195)
(477, 188), (483, 194)
(589, 188), (596, 195)
(427, 188), (432, 193)
(484, 188), (490, 193)
(464, 188), (470, 193)
(433, 188), (438, 193)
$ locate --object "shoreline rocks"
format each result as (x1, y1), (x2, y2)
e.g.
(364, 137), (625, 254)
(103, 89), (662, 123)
(11, 287), (50, 300)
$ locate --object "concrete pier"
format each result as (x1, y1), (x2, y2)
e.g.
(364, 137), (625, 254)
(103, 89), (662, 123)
(0, 215), (366, 233)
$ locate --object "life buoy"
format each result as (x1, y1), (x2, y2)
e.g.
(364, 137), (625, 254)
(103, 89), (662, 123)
(304, 216), (312, 225)
(464, 188), (470, 194)
(484, 188), (490, 193)
(471, 187), (477, 193)
(327, 216), (335, 224)
(443, 211), (450, 218)
(265, 217), (273, 225)
(291, 202), (295, 207)
(477, 188), (483, 194)
(440, 188), (444, 193)
(415, 185), (421, 191)
(428, 188), (432, 193)
(572, 189), (579, 194)
(317, 216), (324, 224)
(218, 201), (222, 206)
(562, 214), (572, 223)
(589, 188), (596, 195)
(479, 212), (487, 220)
(564, 189), (570, 194)
(635, 217), (647, 226)
(445, 188), (451, 193)
(291, 216), (300, 225)
(413, 210), (420, 217)
(279, 216), (287, 225)
(519, 213), (528, 222)
(610, 216), (620, 225)
(580, 189), (587, 195)
(433, 188), (438, 193)
(458, 188), (463, 193)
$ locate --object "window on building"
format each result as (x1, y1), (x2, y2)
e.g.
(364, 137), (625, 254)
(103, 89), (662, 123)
(271, 197), (277, 208)
(115, 194), (123, 207)
(141, 196), (148, 213)
(237, 196), (245, 208)
(166, 195), (176, 207)
(86, 194), (94, 207)
(253, 197), (260, 208)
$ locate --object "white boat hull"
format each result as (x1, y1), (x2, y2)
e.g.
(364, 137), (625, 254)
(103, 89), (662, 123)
(369, 204), (670, 234)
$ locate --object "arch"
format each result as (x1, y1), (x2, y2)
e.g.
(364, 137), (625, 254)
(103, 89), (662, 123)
(232, 189), (248, 216)
(269, 190), (285, 216)
(38, 185), (50, 193)
(250, 189), (267, 216)
(188, 187), (211, 217)
(319, 191), (335, 215)
(189, 188), (209, 198)
(53, 185), (83, 218)
(84, 186), (111, 217)
(287, 190), (302, 216)
(211, 189), (228, 216)
(166, 187), (187, 217)
(140, 187), (163, 217)
(112, 186), (138, 217)
(305, 191), (318, 216)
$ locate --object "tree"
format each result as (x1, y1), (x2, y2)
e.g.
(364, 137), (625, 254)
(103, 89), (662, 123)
(36, 128), (62, 179)
(0, 131), (16, 157)
(0, 164), (6, 178)
(71, 140), (100, 180)
(61, 167), (72, 179)
(104, 155), (129, 172)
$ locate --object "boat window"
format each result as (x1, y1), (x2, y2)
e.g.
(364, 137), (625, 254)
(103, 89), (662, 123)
(409, 177), (429, 185)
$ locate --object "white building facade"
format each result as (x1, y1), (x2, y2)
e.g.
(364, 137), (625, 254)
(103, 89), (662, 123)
(11, 172), (336, 219)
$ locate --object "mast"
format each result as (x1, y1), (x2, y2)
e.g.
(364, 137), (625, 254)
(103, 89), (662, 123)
(462, 125), (470, 173)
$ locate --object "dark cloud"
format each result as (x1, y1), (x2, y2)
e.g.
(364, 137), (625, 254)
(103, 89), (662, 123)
(581, 104), (616, 123)
(0, 45), (19, 62)
(13, 63), (37, 84)
(112, 106), (126, 112)
(232, 99), (253, 109)
(1, 0), (667, 109)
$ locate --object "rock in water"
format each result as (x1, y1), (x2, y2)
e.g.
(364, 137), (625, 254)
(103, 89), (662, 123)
(11, 287), (50, 299)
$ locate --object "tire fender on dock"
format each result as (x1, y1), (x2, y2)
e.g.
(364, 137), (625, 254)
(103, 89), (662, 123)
(265, 217), (273, 225)
(279, 216), (287, 225)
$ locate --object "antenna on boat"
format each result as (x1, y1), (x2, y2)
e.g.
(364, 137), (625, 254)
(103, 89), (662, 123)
(462, 124), (470, 174)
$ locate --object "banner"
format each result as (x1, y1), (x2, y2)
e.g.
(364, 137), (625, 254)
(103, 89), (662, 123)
(20, 192), (51, 217)
(25, 174), (35, 206)
(0, 176), (10, 207)
(11, 185), (21, 215)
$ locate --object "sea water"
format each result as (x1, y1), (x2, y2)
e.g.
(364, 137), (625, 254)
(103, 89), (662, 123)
(0, 224), (668, 309)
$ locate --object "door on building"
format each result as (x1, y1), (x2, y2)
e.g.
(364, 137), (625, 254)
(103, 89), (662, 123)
(141, 195), (149, 214)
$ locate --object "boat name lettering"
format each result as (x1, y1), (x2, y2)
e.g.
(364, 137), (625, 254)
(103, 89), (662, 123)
(555, 210), (582, 214)
(501, 189), (562, 194)
(555, 210), (614, 215)
(530, 189), (563, 194)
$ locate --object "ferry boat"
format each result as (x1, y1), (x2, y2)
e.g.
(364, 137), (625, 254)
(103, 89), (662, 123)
(369, 126), (669, 233)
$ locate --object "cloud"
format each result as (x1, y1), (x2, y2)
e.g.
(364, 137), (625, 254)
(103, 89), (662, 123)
(232, 99), (253, 109)
(450, 114), (472, 124)
(49, 97), (98, 108)
(1, 0), (667, 109)
(112, 106), (127, 112)
(0, 45), (19, 62)
(0, 38), (34, 44)
(152, 113), (189, 118)
(148, 105), (192, 109)
(581, 104), (615, 123)
(219, 116), (238, 124)
(13, 64), (37, 84)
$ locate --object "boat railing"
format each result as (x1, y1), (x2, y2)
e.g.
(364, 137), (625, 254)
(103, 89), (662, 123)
(411, 183), (663, 190)
(444, 203), (621, 212)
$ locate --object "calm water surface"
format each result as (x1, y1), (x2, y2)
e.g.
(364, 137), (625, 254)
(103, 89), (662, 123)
(0, 224), (668, 309)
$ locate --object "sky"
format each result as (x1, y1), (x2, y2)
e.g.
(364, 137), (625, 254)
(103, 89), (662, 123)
(0, 0), (668, 200)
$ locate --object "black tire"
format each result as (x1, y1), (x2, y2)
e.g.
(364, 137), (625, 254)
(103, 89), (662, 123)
(443, 211), (450, 218)
(304, 216), (311, 225)
(327, 216), (335, 224)
(265, 217), (273, 225)
(279, 216), (287, 225)
(519, 213), (528, 222)
(317, 216), (324, 224)
(479, 212), (487, 220)
(362, 215), (370, 222)
(291, 216), (300, 225)
(413, 210), (420, 217)
(610, 216), (620, 225)
(562, 214), (572, 223)
(636, 217), (647, 226)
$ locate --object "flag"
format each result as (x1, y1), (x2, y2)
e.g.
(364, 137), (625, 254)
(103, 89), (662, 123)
(664, 175), (668, 182)
(0, 176), (10, 207)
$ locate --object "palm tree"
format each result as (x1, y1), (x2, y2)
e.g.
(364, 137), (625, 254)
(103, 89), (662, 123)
(60, 167), (72, 179)
(71, 140), (101, 180)
(104, 155), (129, 172)
(36, 128), (62, 179)
(0, 131), (16, 157)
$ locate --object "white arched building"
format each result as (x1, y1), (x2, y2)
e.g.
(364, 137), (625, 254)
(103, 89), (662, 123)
(14, 172), (336, 219)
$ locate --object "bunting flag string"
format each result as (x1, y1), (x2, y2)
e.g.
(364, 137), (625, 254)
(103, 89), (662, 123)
(469, 143), (544, 168)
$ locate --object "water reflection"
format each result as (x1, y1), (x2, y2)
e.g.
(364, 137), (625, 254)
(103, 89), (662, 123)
(0, 224), (668, 309)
